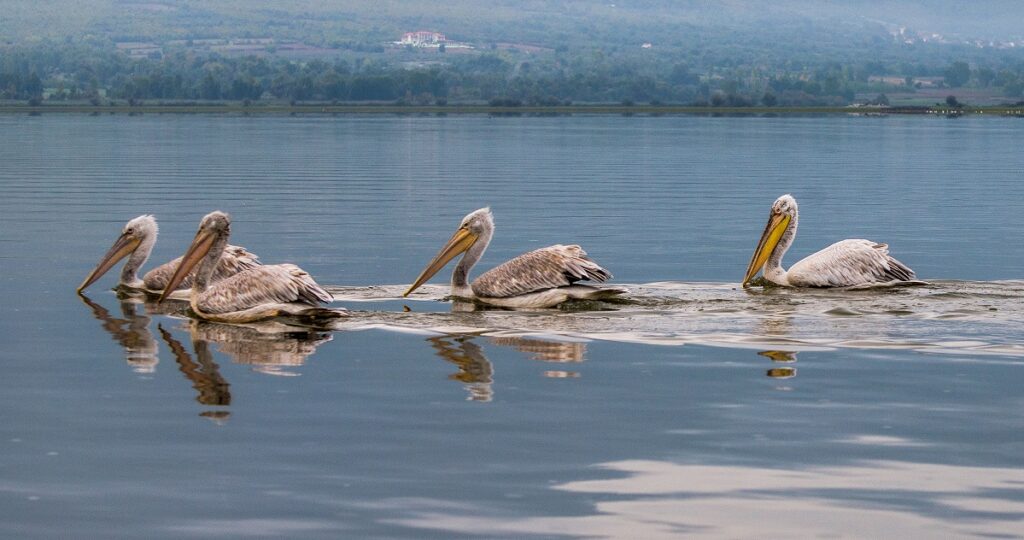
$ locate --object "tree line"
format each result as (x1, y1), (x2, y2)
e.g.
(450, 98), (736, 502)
(3, 43), (1024, 106)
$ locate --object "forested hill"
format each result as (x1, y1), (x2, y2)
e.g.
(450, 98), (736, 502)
(2, 1), (1024, 106)
(4, 1), (1023, 56)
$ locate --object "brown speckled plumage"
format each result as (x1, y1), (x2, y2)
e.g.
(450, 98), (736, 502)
(191, 263), (333, 314)
(472, 244), (611, 298)
(142, 245), (261, 292)
(405, 208), (624, 308)
(161, 211), (343, 324)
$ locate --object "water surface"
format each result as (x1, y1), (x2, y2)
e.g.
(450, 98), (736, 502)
(1, 114), (1022, 538)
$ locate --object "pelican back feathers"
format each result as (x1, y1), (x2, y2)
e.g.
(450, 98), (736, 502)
(143, 244), (261, 292)
(786, 239), (916, 287)
(471, 244), (612, 299)
(193, 264), (333, 315)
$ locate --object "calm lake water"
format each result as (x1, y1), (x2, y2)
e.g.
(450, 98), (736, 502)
(1, 114), (1022, 538)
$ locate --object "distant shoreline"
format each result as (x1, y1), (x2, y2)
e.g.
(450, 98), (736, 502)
(2, 103), (1022, 116)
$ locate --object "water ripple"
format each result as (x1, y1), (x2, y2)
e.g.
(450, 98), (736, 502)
(323, 280), (1024, 356)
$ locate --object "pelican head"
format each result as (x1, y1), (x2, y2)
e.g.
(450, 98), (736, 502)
(78, 215), (158, 292)
(158, 211), (231, 302)
(742, 194), (797, 287)
(403, 207), (493, 297)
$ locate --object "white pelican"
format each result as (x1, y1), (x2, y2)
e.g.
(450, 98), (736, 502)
(403, 208), (624, 308)
(158, 211), (343, 324)
(78, 215), (260, 298)
(742, 194), (916, 288)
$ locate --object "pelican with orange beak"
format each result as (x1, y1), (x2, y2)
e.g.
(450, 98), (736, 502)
(403, 208), (624, 308)
(158, 211), (342, 324)
(742, 194), (916, 288)
(78, 215), (260, 298)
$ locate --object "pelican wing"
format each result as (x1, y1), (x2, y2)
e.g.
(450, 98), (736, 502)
(787, 239), (915, 287)
(195, 264), (332, 314)
(143, 244), (261, 291)
(471, 244), (612, 298)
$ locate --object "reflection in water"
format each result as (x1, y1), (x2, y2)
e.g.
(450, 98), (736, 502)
(428, 335), (591, 400)
(428, 337), (494, 402)
(333, 281), (1024, 357)
(450, 299), (480, 313)
(755, 314), (793, 338)
(759, 350), (798, 379)
(83, 291), (333, 415)
(78, 293), (161, 373)
(387, 459), (1024, 538)
(489, 336), (586, 363)
(387, 459), (1024, 536)
(490, 336), (586, 378)
(154, 320), (332, 419)
(158, 324), (232, 409)
(758, 350), (796, 362)
(186, 320), (333, 376)
(765, 366), (797, 379)
(82, 293), (233, 420)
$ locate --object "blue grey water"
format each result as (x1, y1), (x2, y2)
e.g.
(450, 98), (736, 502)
(1, 114), (1022, 538)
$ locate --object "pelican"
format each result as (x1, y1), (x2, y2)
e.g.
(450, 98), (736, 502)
(742, 194), (916, 288)
(78, 215), (260, 298)
(403, 208), (624, 308)
(158, 211), (343, 324)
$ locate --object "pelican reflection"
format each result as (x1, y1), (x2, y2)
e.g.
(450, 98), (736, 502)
(756, 312), (795, 338)
(78, 293), (162, 372)
(185, 320), (333, 376)
(154, 319), (332, 419)
(428, 334), (591, 401)
(759, 350), (798, 379)
(489, 336), (586, 363)
(429, 337), (495, 402)
(158, 324), (232, 408)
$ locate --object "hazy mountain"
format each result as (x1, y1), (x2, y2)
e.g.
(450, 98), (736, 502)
(2, 1), (1021, 48)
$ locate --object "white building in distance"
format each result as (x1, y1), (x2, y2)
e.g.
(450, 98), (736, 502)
(400, 31), (446, 46)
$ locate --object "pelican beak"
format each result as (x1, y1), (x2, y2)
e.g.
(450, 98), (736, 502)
(403, 226), (479, 297)
(158, 228), (217, 303)
(78, 232), (141, 292)
(742, 213), (791, 287)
